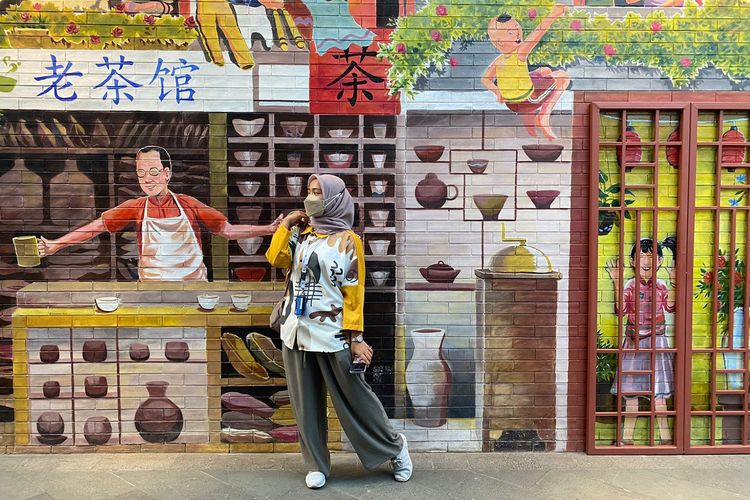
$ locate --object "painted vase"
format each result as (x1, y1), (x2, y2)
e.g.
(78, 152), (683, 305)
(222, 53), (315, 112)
(134, 381), (184, 443)
(723, 307), (745, 390)
(405, 328), (452, 427)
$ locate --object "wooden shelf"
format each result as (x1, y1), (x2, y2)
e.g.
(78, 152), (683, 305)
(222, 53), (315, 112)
(227, 137), (270, 144)
(221, 377), (287, 387)
(406, 282), (476, 291)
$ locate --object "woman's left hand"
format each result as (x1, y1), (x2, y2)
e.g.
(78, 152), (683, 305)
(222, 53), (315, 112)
(351, 340), (373, 365)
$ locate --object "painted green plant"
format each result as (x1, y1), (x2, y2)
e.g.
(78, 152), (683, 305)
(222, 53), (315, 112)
(695, 249), (746, 332)
(598, 169), (635, 232)
(0, 1), (198, 48)
(596, 330), (617, 384)
(380, 0), (750, 97)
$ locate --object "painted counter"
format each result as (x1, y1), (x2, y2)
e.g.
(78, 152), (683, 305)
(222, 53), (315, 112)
(10, 282), (327, 452)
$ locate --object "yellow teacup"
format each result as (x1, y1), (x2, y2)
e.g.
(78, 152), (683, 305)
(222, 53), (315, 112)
(13, 235), (40, 268)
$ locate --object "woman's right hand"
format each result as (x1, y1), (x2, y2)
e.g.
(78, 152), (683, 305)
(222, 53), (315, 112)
(282, 210), (308, 230)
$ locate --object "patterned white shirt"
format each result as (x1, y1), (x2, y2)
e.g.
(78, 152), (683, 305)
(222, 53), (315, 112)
(266, 225), (365, 352)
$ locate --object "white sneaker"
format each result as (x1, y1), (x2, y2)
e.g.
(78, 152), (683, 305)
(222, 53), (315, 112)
(305, 471), (326, 489)
(391, 433), (413, 482)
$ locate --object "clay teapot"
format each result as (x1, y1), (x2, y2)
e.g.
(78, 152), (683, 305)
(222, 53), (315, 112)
(415, 173), (458, 209)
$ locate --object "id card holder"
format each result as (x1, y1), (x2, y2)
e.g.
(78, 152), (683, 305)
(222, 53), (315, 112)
(294, 294), (305, 316)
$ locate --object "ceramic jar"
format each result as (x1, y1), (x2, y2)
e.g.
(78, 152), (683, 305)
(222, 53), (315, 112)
(134, 381), (184, 443)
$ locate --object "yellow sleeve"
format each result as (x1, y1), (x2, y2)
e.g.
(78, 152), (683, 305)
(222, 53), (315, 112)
(265, 225), (293, 269)
(341, 232), (365, 332)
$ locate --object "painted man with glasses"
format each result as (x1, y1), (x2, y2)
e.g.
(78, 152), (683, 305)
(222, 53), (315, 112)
(37, 146), (281, 281)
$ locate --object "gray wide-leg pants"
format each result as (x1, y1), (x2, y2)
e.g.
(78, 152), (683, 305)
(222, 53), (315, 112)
(282, 345), (403, 476)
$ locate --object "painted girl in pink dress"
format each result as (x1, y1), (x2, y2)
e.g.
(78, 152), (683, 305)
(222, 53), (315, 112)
(605, 236), (677, 445)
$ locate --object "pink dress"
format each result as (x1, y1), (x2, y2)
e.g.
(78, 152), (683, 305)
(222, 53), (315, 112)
(610, 278), (675, 399)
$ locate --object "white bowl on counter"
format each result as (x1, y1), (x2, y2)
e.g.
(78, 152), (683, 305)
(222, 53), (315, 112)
(197, 294), (220, 310)
(237, 180), (261, 197)
(234, 151), (262, 167)
(230, 293), (252, 311)
(238, 237), (264, 255)
(95, 296), (120, 312)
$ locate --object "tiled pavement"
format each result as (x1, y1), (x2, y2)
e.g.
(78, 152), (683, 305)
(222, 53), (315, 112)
(2, 452), (750, 499)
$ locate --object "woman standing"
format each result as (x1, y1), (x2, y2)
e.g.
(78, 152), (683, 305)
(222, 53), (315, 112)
(266, 174), (411, 489)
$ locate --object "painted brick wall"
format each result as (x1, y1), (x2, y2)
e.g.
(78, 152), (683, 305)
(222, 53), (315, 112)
(0, 1), (748, 455)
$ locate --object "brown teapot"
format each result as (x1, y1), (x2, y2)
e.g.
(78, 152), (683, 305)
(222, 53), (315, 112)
(415, 173), (458, 209)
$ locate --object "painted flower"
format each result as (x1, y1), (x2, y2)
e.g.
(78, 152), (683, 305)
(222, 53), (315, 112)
(65, 21), (79, 35)
(144, 14), (156, 25)
(528, 8), (537, 20)
(729, 198), (740, 207)
(681, 57), (692, 68)
(115, 3), (126, 12)
(184, 15), (197, 29)
(32, 2), (42, 10)
(718, 255), (727, 268)
(703, 271), (714, 284)
(89, 34), (101, 45)
(651, 21), (662, 33)
(603, 44), (616, 57)
(19, 12), (30, 22)
(112, 26), (124, 38)
(735, 272), (744, 285)
(436, 4), (447, 16)
(396, 42), (406, 54)
(431, 30), (442, 42)
(570, 20), (582, 32)
(449, 57), (459, 67)
(736, 174), (747, 183)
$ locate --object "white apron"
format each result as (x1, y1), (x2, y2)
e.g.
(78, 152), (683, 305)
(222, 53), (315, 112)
(139, 191), (208, 281)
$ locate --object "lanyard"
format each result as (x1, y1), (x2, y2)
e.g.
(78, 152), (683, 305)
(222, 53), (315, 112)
(298, 237), (315, 291)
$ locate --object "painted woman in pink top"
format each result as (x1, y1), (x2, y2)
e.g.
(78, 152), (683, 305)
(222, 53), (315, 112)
(605, 236), (677, 445)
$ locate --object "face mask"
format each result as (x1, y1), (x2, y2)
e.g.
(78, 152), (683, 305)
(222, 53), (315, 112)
(304, 195), (324, 217)
(304, 191), (343, 217)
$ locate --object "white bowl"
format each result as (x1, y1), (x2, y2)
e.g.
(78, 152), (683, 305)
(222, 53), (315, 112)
(95, 296), (120, 312)
(324, 153), (354, 169)
(232, 118), (265, 137)
(371, 153), (386, 169)
(237, 180), (261, 197)
(287, 152), (302, 168)
(370, 270), (390, 287)
(286, 177), (303, 197)
(280, 121), (308, 138)
(373, 123), (387, 139)
(369, 210), (389, 227)
(368, 239), (390, 256)
(230, 293), (252, 311)
(237, 206), (262, 224)
(197, 294), (220, 310)
(238, 237), (264, 255)
(328, 129), (353, 138)
(370, 180), (388, 196)
(234, 151), (262, 167)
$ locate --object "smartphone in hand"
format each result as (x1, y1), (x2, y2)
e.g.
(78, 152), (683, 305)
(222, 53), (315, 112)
(349, 356), (367, 374)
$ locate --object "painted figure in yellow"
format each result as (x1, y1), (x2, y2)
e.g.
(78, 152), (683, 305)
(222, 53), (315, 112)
(120, 0), (305, 68)
(481, 5), (570, 140)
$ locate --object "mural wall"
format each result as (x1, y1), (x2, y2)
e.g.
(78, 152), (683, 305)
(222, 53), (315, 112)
(1, 0), (749, 454)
